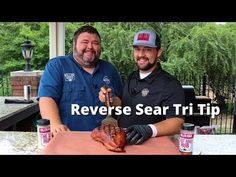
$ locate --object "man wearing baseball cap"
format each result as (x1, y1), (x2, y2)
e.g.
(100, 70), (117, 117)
(99, 29), (185, 145)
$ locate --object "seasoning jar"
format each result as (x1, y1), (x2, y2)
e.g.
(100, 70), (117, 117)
(179, 123), (195, 154)
(37, 119), (51, 149)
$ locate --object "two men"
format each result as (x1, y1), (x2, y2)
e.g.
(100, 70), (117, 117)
(39, 25), (185, 144)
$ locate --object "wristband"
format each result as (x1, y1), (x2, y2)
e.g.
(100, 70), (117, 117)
(148, 124), (158, 137)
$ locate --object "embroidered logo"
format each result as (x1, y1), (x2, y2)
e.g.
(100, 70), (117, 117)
(103, 76), (110, 85)
(141, 88), (149, 97)
(137, 33), (150, 41)
(64, 73), (75, 82)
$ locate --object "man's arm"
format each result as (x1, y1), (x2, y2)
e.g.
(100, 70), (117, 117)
(126, 117), (184, 145)
(39, 97), (70, 136)
(154, 117), (184, 136)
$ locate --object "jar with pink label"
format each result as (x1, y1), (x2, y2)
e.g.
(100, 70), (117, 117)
(37, 119), (51, 149)
(179, 123), (195, 154)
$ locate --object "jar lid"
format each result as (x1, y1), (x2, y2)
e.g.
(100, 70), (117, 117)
(37, 119), (50, 126)
(182, 123), (194, 131)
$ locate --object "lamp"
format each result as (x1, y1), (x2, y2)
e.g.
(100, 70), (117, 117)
(21, 37), (35, 71)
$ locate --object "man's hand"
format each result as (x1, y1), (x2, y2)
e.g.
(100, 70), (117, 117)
(99, 86), (112, 104)
(51, 124), (70, 137)
(125, 125), (153, 145)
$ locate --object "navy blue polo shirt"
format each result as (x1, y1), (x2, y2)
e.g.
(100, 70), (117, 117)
(118, 63), (185, 128)
(38, 54), (122, 131)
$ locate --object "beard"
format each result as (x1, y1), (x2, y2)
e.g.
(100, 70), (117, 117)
(135, 57), (158, 71)
(73, 47), (100, 67)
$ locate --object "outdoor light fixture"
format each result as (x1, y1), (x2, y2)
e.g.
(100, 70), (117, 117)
(21, 37), (35, 71)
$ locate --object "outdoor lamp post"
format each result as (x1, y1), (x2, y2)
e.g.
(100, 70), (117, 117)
(21, 38), (35, 71)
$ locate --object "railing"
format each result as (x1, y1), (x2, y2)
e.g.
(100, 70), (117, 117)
(175, 73), (235, 134)
(1, 71), (235, 133)
(0, 73), (12, 96)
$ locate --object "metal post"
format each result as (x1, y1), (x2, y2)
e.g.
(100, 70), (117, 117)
(24, 58), (31, 71)
(202, 73), (207, 96)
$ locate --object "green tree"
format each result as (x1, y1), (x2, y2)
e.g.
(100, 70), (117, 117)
(0, 22), (24, 73)
(162, 22), (236, 102)
(0, 22), (49, 73)
(19, 22), (49, 70)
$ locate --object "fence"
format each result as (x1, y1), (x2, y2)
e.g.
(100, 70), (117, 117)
(0, 71), (235, 133)
(175, 73), (235, 134)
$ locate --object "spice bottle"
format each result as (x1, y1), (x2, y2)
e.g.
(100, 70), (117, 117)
(37, 119), (51, 149)
(179, 123), (195, 154)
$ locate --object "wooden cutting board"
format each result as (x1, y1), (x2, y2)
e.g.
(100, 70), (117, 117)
(40, 131), (181, 155)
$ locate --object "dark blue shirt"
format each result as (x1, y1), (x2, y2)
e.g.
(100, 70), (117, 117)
(38, 54), (122, 131)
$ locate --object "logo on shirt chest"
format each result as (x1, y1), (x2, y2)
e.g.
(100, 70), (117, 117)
(64, 73), (75, 82)
(103, 76), (110, 85)
(141, 88), (149, 97)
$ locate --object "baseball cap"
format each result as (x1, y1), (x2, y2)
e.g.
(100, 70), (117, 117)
(133, 29), (159, 48)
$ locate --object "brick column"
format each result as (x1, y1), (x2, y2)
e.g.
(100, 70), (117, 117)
(10, 70), (43, 97)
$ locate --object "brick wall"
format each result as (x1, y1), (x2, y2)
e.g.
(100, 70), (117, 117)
(10, 70), (43, 97)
